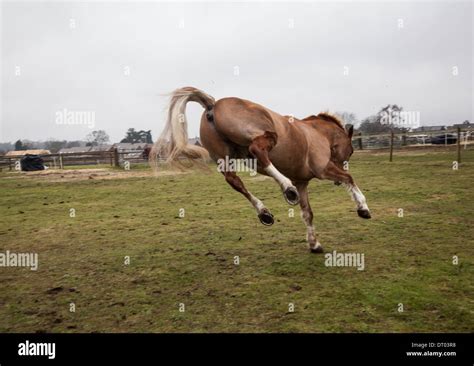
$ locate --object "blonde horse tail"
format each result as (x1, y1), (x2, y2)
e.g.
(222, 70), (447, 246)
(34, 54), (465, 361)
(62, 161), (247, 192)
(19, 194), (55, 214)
(150, 87), (215, 171)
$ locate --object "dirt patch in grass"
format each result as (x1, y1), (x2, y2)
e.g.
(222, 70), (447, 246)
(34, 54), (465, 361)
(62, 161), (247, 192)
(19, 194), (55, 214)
(1, 168), (187, 182)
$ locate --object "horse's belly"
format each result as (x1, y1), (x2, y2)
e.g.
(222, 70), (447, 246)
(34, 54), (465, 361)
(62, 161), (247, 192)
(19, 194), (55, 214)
(268, 147), (313, 181)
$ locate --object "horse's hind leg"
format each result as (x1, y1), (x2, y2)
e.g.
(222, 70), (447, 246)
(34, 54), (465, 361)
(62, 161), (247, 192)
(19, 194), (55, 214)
(200, 114), (274, 226)
(223, 171), (274, 226)
(248, 132), (300, 205)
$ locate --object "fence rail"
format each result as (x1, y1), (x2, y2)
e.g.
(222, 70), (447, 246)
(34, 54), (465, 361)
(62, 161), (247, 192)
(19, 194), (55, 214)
(354, 127), (473, 149)
(0, 149), (163, 171)
(353, 127), (472, 162)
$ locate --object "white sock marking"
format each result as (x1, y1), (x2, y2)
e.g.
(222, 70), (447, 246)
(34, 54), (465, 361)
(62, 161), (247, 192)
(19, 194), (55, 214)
(250, 194), (265, 213)
(264, 163), (293, 190)
(344, 183), (369, 210)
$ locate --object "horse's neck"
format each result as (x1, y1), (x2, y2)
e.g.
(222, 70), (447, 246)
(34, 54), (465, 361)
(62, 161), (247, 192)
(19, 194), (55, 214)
(304, 119), (341, 146)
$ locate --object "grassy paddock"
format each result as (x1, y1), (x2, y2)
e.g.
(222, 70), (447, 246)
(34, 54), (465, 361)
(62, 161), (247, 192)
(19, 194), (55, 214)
(0, 149), (473, 332)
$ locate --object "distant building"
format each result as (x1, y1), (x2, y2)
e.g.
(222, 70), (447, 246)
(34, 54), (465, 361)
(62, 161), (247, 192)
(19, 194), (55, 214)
(112, 142), (151, 151)
(58, 146), (91, 154)
(58, 145), (114, 153)
(111, 143), (152, 163)
(412, 125), (446, 132)
(5, 149), (51, 157)
(452, 120), (473, 129)
(89, 144), (113, 152)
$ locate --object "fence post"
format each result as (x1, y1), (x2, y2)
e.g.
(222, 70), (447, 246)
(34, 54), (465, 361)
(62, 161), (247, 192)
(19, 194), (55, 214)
(59, 154), (64, 169)
(457, 127), (461, 164)
(113, 148), (120, 167)
(358, 132), (363, 150)
(389, 131), (394, 162)
(464, 130), (470, 150)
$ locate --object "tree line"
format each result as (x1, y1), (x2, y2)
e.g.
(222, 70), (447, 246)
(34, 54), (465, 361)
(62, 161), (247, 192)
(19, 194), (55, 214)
(337, 104), (413, 134)
(7, 128), (154, 154)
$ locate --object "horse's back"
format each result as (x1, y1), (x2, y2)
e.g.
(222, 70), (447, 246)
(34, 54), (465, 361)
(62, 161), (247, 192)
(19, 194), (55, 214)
(211, 97), (282, 145)
(208, 97), (316, 180)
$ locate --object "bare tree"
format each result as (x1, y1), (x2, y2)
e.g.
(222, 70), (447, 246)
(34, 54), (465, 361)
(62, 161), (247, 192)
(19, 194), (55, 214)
(44, 139), (67, 153)
(85, 130), (110, 147)
(335, 111), (358, 128)
(359, 104), (409, 134)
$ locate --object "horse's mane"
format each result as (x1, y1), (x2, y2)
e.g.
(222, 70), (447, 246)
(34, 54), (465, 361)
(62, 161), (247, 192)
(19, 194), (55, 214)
(314, 112), (346, 131)
(301, 112), (346, 131)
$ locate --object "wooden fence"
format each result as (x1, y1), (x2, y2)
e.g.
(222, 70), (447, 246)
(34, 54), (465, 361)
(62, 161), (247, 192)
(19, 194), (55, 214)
(0, 149), (159, 171)
(353, 127), (472, 162)
(0, 128), (472, 171)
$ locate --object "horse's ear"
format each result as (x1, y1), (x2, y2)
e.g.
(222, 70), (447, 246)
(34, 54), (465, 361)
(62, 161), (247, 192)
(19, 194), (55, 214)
(346, 124), (354, 139)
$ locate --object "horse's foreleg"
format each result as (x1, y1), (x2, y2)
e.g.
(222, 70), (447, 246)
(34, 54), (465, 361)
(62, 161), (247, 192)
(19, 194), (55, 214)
(249, 132), (299, 205)
(322, 162), (371, 219)
(223, 171), (274, 226)
(295, 182), (323, 253)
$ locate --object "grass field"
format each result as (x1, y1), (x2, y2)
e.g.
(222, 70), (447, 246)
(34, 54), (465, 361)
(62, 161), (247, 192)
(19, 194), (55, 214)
(1, 149), (473, 333)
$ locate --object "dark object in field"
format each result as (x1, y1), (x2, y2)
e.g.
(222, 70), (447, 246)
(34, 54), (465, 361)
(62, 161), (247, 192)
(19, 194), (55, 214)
(20, 154), (45, 171)
(431, 134), (457, 145)
(142, 146), (151, 160)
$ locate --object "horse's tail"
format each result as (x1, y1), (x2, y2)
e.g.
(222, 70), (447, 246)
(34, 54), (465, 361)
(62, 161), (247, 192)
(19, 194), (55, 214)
(150, 87), (215, 171)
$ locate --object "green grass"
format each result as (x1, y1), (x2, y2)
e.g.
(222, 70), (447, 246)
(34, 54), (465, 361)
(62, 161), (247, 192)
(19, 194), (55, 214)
(0, 149), (473, 333)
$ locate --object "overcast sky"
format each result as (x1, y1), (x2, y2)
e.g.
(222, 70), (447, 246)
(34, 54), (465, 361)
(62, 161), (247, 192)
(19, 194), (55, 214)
(1, 0), (472, 143)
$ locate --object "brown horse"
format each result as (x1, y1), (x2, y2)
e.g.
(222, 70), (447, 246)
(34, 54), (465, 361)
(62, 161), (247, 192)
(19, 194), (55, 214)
(151, 87), (371, 253)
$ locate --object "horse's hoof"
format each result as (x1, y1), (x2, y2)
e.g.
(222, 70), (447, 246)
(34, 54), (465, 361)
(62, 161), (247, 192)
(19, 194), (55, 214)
(284, 187), (299, 205)
(258, 211), (274, 226)
(357, 209), (371, 219)
(310, 245), (324, 254)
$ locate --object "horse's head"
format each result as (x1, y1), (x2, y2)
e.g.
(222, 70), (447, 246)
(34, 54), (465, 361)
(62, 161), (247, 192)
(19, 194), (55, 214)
(308, 113), (356, 183)
(330, 124), (354, 185)
(331, 124), (354, 165)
